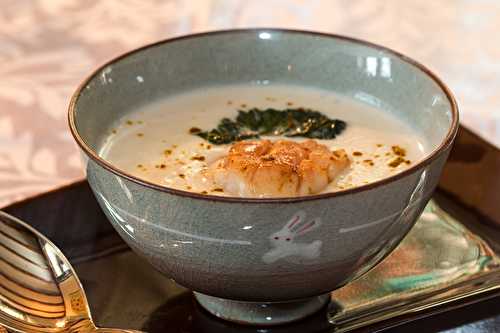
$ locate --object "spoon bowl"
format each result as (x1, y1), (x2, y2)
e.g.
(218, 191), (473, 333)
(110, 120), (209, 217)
(0, 211), (140, 333)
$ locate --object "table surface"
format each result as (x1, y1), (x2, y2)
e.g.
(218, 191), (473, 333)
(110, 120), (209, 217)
(1, 0), (500, 206)
(2, 126), (500, 333)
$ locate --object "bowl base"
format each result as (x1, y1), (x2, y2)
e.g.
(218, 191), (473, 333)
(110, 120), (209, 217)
(193, 292), (330, 326)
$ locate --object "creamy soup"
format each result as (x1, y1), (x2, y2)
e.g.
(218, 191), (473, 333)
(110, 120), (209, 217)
(99, 85), (428, 197)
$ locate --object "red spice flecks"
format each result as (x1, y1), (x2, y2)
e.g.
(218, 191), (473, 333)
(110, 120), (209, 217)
(391, 145), (406, 157)
(189, 127), (202, 134)
(363, 159), (375, 166)
(191, 155), (206, 161)
(388, 157), (406, 168)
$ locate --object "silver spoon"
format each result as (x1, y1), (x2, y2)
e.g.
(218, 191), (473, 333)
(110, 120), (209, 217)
(0, 211), (141, 333)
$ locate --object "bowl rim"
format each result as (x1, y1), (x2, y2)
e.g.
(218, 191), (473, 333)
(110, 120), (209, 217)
(68, 28), (459, 204)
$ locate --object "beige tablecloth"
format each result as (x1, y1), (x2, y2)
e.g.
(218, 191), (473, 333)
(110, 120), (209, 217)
(1, 0), (499, 206)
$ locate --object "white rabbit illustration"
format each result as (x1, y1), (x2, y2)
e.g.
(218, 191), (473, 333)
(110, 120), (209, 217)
(262, 211), (322, 264)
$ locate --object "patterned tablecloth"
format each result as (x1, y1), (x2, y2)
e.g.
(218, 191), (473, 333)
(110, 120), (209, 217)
(1, 0), (499, 206)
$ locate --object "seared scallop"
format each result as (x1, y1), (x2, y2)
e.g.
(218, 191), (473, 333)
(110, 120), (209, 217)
(207, 139), (350, 197)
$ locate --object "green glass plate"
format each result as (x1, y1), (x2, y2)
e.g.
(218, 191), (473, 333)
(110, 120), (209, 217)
(330, 200), (500, 332)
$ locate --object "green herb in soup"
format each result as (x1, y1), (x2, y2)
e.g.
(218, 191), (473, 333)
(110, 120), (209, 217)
(193, 108), (347, 144)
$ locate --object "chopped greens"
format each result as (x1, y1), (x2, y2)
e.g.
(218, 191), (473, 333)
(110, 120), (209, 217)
(195, 108), (347, 144)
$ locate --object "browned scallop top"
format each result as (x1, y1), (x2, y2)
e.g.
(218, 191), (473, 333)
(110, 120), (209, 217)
(210, 139), (350, 196)
(227, 139), (339, 169)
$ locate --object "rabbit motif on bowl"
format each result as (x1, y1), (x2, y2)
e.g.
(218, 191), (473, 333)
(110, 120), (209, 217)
(263, 211), (322, 264)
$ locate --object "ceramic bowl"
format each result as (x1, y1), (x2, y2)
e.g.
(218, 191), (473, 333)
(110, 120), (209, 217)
(68, 29), (458, 325)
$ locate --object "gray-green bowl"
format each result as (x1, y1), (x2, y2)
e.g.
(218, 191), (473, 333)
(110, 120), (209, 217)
(68, 29), (458, 326)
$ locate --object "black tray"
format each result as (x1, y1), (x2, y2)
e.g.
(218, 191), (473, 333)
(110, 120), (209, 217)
(3, 126), (500, 333)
